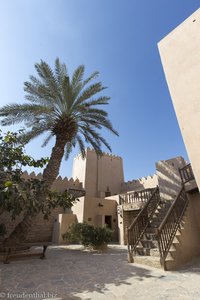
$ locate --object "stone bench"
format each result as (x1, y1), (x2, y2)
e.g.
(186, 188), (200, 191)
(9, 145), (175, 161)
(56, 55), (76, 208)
(1, 242), (54, 264)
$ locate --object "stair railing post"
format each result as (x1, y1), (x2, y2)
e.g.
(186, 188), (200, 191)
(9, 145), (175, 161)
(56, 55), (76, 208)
(126, 226), (134, 263)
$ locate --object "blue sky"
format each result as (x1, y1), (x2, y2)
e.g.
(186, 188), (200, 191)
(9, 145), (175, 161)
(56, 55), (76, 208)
(0, 1), (199, 181)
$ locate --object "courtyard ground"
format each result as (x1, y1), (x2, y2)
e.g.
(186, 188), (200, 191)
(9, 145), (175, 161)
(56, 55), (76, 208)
(0, 244), (200, 300)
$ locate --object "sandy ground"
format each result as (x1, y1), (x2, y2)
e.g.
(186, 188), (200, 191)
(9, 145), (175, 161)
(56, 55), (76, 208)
(0, 244), (200, 300)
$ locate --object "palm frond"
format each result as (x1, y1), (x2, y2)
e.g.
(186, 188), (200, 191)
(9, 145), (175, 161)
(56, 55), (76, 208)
(81, 130), (102, 155)
(0, 104), (51, 126)
(19, 125), (49, 144)
(80, 112), (119, 136)
(73, 82), (106, 109)
(76, 134), (86, 158)
(82, 71), (99, 87)
(64, 138), (76, 160)
(61, 75), (72, 111)
(71, 65), (85, 88)
(96, 135), (112, 152)
(99, 118), (119, 136)
(42, 133), (53, 147)
(84, 96), (110, 107)
(80, 108), (108, 117)
(24, 81), (56, 104)
(55, 58), (68, 85)
(79, 117), (102, 129)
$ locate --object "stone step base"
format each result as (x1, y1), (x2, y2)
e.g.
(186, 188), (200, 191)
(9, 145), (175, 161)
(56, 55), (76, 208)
(133, 255), (163, 269)
(135, 246), (160, 257)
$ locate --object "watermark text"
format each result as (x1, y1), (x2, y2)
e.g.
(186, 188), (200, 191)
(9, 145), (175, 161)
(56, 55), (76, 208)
(0, 291), (58, 299)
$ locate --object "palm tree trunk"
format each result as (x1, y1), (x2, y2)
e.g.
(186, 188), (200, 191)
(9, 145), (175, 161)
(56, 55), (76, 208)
(2, 136), (67, 246)
(43, 135), (67, 186)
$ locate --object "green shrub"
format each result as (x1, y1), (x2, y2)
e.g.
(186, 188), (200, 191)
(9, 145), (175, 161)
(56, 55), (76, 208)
(63, 222), (113, 248)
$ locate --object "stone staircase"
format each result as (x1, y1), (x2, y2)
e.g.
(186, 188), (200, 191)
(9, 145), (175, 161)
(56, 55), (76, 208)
(128, 188), (191, 270)
(127, 164), (198, 270)
(133, 201), (173, 268)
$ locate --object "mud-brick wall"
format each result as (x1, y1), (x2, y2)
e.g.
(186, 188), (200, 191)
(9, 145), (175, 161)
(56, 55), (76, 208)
(0, 207), (65, 243)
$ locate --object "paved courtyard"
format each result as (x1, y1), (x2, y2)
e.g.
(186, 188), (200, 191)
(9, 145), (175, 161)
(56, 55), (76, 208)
(1, 245), (200, 300)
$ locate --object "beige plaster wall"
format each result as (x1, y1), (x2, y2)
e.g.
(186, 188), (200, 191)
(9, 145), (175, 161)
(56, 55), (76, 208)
(166, 192), (200, 270)
(84, 197), (118, 239)
(105, 194), (120, 204)
(72, 196), (118, 240)
(84, 150), (99, 197)
(158, 8), (200, 190)
(52, 213), (78, 244)
(156, 157), (186, 201)
(71, 196), (85, 223)
(73, 148), (124, 197)
(97, 153), (124, 197)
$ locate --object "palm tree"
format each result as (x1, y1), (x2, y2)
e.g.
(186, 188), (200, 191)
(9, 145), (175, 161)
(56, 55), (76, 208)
(0, 58), (118, 187)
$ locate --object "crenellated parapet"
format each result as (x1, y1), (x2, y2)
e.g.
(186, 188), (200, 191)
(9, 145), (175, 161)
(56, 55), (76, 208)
(22, 171), (84, 192)
(121, 174), (158, 193)
(22, 171), (43, 180)
(52, 175), (83, 192)
(74, 147), (122, 161)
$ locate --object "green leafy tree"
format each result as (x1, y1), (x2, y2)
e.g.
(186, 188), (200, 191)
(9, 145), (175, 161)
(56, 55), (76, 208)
(0, 131), (76, 245)
(0, 59), (118, 186)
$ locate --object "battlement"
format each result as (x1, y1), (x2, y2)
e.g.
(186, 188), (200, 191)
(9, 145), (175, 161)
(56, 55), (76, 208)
(121, 174), (158, 193)
(22, 171), (84, 192)
(74, 148), (122, 161)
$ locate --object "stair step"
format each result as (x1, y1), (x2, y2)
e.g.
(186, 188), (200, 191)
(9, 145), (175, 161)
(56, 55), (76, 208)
(140, 240), (158, 248)
(169, 244), (176, 252)
(172, 236), (180, 244)
(135, 246), (150, 256)
(150, 220), (162, 226)
(151, 215), (164, 221)
(149, 248), (160, 257)
(176, 230), (182, 236)
(142, 233), (157, 241)
(165, 252), (174, 261)
(145, 227), (157, 234)
(149, 222), (160, 228)
(135, 247), (145, 256)
(133, 255), (162, 269)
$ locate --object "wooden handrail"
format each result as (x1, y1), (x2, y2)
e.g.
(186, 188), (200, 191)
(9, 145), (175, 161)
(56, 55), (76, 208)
(157, 187), (183, 233)
(119, 188), (155, 205)
(127, 186), (161, 255)
(179, 163), (194, 184)
(128, 187), (159, 230)
(156, 186), (189, 270)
